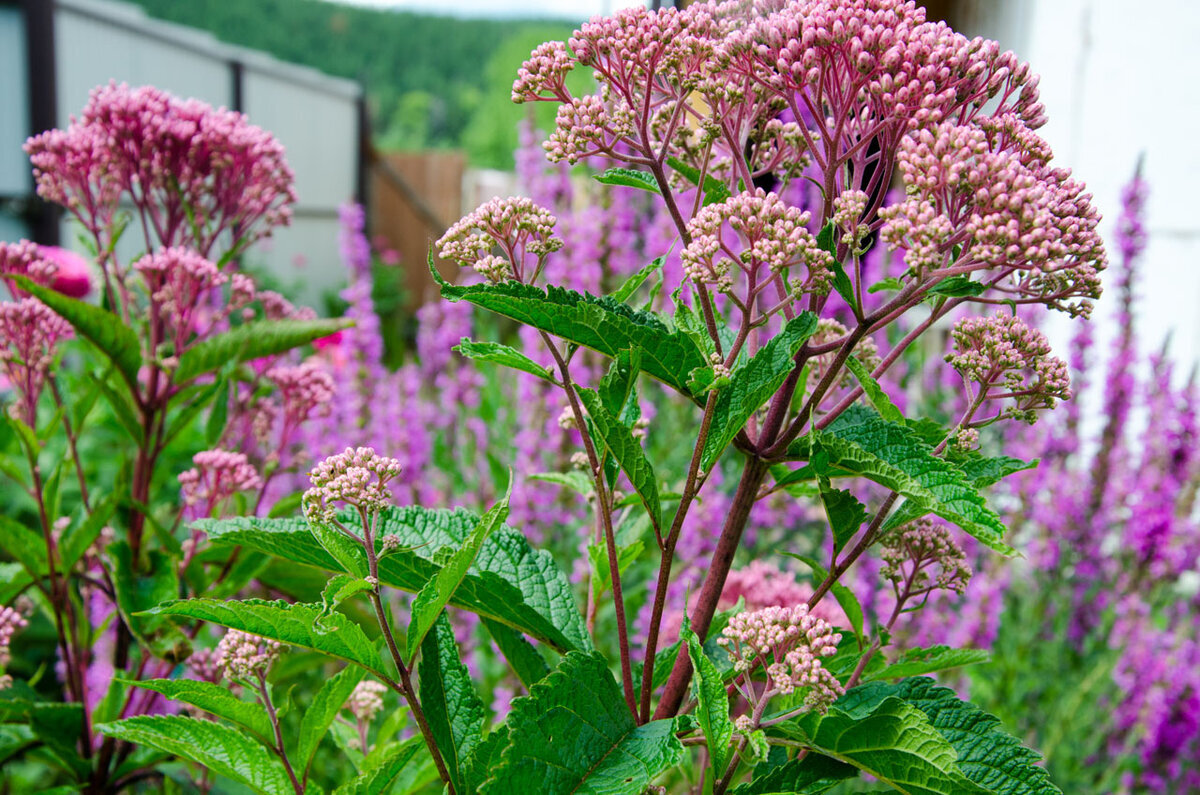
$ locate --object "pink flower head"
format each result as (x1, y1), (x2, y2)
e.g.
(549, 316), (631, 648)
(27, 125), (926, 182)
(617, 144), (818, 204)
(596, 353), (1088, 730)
(436, 196), (562, 283)
(345, 680), (387, 723)
(39, 246), (92, 298)
(303, 447), (402, 525)
(216, 629), (283, 682)
(0, 239), (57, 297)
(0, 298), (73, 423)
(881, 518), (973, 596)
(266, 363), (335, 430)
(718, 604), (844, 714)
(133, 247), (227, 351)
(25, 82), (297, 256)
(312, 330), (344, 351)
(177, 449), (262, 520)
(0, 605), (29, 671)
(947, 312), (1071, 423)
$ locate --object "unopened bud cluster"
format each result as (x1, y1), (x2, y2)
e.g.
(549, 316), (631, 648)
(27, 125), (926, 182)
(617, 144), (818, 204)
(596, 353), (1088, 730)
(303, 447), (402, 525)
(881, 519), (973, 596)
(216, 630), (283, 683)
(436, 197), (562, 283)
(345, 679), (387, 723)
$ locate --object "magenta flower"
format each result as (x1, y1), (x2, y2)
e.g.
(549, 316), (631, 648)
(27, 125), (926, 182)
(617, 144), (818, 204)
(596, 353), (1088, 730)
(38, 246), (92, 298)
(0, 298), (73, 424)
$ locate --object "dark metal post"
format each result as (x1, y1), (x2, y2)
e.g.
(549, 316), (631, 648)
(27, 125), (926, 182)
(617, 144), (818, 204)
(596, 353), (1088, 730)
(20, 0), (59, 244)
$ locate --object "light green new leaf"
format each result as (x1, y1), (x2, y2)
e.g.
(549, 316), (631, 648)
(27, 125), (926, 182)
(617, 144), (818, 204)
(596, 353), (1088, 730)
(867, 646), (990, 681)
(419, 613), (485, 795)
(682, 619), (734, 779)
(665, 155), (731, 206)
(788, 405), (1013, 554)
(587, 538), (645, 599)
(608, 257), (664, 304)
(316, 574), (374, 632)
(96, 715), (292, 795)
(407, 484), (510, 662)
(845, 678), (1063, 795)
(593, 167), (661, 193)
(481, 618), (550, 689)
(578, 388), (660, 528)
(297, 665), (366, 780)
(333, 737), (425, 795)
(200, 506), (589, 653)
(435, 268), (706, 397)
(125, 679), (272, 743)
(483, 651), (684, 795)
(598, 347), (641, 418)
(174, 317), (350, 383)
(13, 276), (141, 388)
(844, 356), (904, 423)
(702, 312), (819, 469)
(144, 598), (386, 677)
(308, 521), (369, 578)
(454, 338), (556, 383)
(777, 696), (991, 795)
(529, 470), (594, 497)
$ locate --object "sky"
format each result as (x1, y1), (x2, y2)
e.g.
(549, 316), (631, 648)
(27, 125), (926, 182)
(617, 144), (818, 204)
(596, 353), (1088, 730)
(329, 0), (645, 20)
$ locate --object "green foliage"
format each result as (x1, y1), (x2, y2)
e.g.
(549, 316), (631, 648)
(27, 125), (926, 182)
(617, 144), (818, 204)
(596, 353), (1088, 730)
(96, 715), (293, 795)
(593, 167), (663, 193)
(482, 651), (684, 794)
(296, 665), (366, 780)
(682, 619), (734, 780)
(419, 613), (485, 795)
(333, 738), (426, 795)
(578, 388), (662, 527)
(199, 505), (590, 652)
(173, 317), (349, 383)
(868, 647), (991, 681)
(125, 679), (273, 743)
(453, 338), (556, 383)
(481, 618), (551, 689)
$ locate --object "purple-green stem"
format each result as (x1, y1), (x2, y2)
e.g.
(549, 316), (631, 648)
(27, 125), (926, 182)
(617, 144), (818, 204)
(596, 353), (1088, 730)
(255, 671), (303, 795)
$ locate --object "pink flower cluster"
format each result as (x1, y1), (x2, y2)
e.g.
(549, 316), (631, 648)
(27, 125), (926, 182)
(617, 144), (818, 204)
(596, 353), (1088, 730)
(177, 450), (262, 520)
(947, 312), (1071, 422)
(303, 447), (403, 525)
(719, 604), (843, 714)
(133, 248), (228, 352)
(0, 298), (74, 423)
(880, 518), (973, 596)
(261, 363), (335, 439)
(345, 679), (387, 723)
(24, 82), (296, 256)
(215, 629), (284, 682)
(0, 605), (28, 670)
(682, 189), (831, 298)
(0, 240), (57, 296)
(437, 196), (563, 283)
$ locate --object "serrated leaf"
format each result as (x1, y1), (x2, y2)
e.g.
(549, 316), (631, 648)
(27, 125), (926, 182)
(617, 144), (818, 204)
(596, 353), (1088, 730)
(407, 485), (510, 662)
(464, 726), (510, 794)
(815, 223), (858, 314)
(593, 167), (661, 193)
(316, 574), (374, 632)
(703, 312), (818, 468)
(174, 318), (350, 383)
(529, 471), (594, 496)
(482, 618), (550, 689)
(598, 348), (641, 418)
(682, 618), (733, 779)
(333, 737), (424, 795)
(13, 276), (141, 387)
(868, 277), (905, 294)
(0, 515), (46, 576)
(609, 257), (664, 304)
(145, 598), (386, 677)
(844, 356), (903, 423)
(788, 405), (1013, 554)
(201, 507), (589, 653)
(95, 715), (292, 795)
(435, 270), (706, 398)
(59, 497), (115, 571)
(111, 543), (184, 654)
(125, 679), (272, 742)
(868, 647), (990, 681)
(927, 275), (986, 298)
(952, 454), (1039, 488)
(454, 339), (556, 382)
(839, 678), (1062, 794)
(731, 753), (857, 794)
(307, 519), (369, 577)
(483, 651), (684, 795)
(776, 695), (990, 795)
(782, 553), (865, 645)
(419, 613), (485, 795)
(578, 388), (660, 528)
(587, 538), (644, 599)
(818, 479), (869, 554)
(297, 665), (366, 780)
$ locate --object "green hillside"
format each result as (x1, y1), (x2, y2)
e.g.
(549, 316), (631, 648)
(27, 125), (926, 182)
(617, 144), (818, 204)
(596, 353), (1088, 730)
(125, 0), (579, 167)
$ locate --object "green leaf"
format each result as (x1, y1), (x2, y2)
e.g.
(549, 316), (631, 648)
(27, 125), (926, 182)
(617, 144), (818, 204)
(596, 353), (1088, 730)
(200, 506), (590, 653)
(598, 347), (641, 418)
(777, 696), (990, 795)
(840, 678), (1062, 794)
(307, 518), (369, 577)
(927, 275), (986, 298)
(0, 564), (33, 605)
(316, 574), (374, 632)
(0, 516), (47, 576)
(205, 377), (231, 447)
(587, 538), (645, 599)
(454, 338), (556, 383)
(95, 715), (292, 795)
(28, 701), (89, 778)
(174, 318), (350, 384)
(818, 479), (869, 554)
(703, 312), (819, 468)
(297, 664), (366, 780)
(593, 167), (661, 193)
(815, 222), (857, 314)
(483, 651), (684, 795)
(844, 356), (903, 423)
(782, 553), (865, 646)
(578, 388), (661, 528)
(952, 454), (1039, 489)
(464, 726), (511, 794)
(682, 618), (734, 780)
(419, 613), (485, 795)
(125, 679), (272, 743)
(867, 277), (905, 294)
(333, 737), (425, 795)
(482, 618), (550, 689)
(788, 406), (1013, 554)
(13, 276), (141, 387)
(59, 497), (115, 571)
(666, 155), (731, 206)
(608, 257), (664, 304)
(867, 647), (990, 681)
(407, 484), (510, 662)
(529, 470), (594, 497)
(145, 598), (386, 677)
(731, 753), (857, 794)
(111, 543), (185, 656)
(435, 271), (706, 398)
